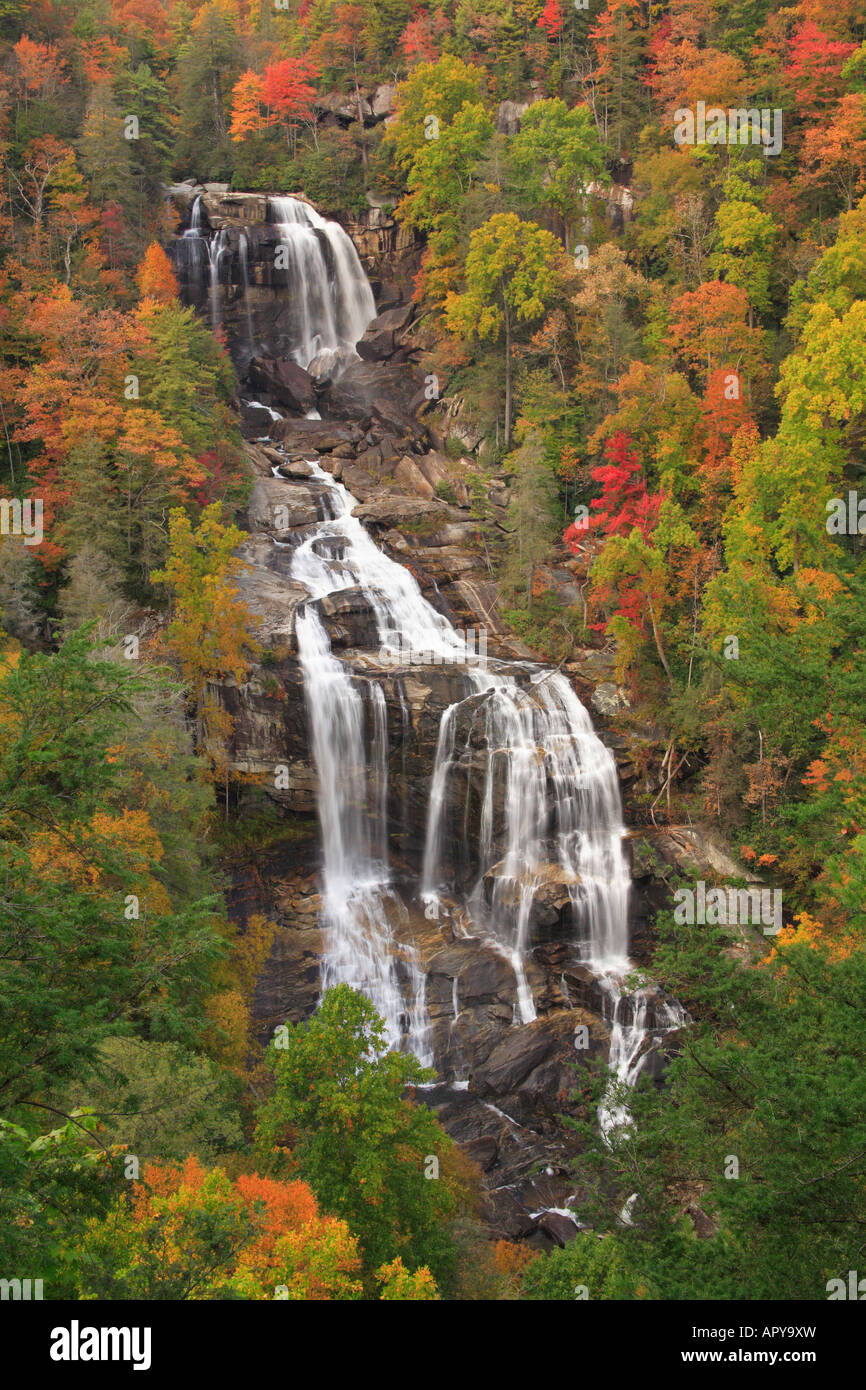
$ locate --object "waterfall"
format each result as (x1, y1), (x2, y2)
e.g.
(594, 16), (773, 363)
(287, 459), (681, 1119)
(294, 602), (431, 1059)
(238, 232), (255, 346)
(291, 465), (433, 1063)
(421, 704), (461, 909)
(207, 229), (228, 331)
(421, 665), (632, 1023)
(198, 188), (686, 1134)
(172, 192), (376, 377)
(180, 195), (206, 291)
(269, 196), (375, 370)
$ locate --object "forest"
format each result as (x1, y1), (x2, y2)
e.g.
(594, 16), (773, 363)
(0, 0), (865, 1322)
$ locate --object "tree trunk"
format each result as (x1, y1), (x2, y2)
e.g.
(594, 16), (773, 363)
(647, 593), (674, 686)
(353, 60), (368, 171)
(212, 73), (225, 141)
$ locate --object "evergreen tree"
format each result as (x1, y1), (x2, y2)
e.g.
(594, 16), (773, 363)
(255, 985), (459, 1290)
(502, 428), (561, 606)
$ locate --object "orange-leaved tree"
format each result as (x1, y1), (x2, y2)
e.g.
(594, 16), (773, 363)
(77, 1156), (365, 1300)
(229, 58), (319, 156)
(136, 241), (179, 304)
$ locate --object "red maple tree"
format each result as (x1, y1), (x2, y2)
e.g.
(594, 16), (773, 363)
(538, 0), (564, 38)
(587, 430), (662, 539)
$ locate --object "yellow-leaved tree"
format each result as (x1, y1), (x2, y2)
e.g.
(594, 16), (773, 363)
(153, 504), (261, 811)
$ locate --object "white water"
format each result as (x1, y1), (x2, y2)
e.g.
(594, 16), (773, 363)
(287, 460), (682, 1122)
(597, 985), (685, 1141)
(176, 193), (376, 377)
(243, 399), (283, 422)
(290, 464), (438, 1062)
(421, 659), (633, 1026)
(238, 231), (255, 346)
(290, 483), (633, 1038)
(270, 196), (375, 370)
(207, 228), (229, 330)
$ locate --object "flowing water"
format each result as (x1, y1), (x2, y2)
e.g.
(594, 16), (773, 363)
(238, 232), (255, 347)
(288, 461), (682, 1127)
(182, 189), (684, 1136)
(269, 196), (376, 371)
(290, 466), (436, 1062)
(174, 192), (376, 377)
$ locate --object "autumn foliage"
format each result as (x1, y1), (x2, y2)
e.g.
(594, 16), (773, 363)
(80, 1157), (365, 1300)
(230, 59), (320, 151)
(136, 242), (179, 304)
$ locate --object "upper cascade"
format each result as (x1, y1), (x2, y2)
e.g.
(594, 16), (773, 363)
(268, 196), (376, 371)
(170, 192), (377, 379)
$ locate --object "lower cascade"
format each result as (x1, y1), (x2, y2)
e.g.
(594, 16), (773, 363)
(287, 460), (683, 1134)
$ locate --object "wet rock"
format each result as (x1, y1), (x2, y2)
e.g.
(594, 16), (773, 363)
(325, 360), (429, 440)
(241, 402), (275, 432)
(251, 920), (324, 1034)
(484, 860), (581, 936)
(243, 441), (281, 477)
(317, 455), (344, 480)
(474, 1022), (556, 1095)
(232, 537), (308, 648)
(459, 954), (516, 1004)
(484, 1188), (540, 1240)
(357, 327), (395, 362)
(307, 347), (355, 383)
(312, 587), (380, 649)
(270, 417), (363, 452)
(248, 477), (327, 533)
(562, 965), (609, 1016)
(249, 357), (316, 414)
(356, 304), (414, 361)
(537, 1210), (580, 1248)
(463, 1135), (498, 1171)
(353, 494), (451, 527)
(277, 458), (315, 479)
